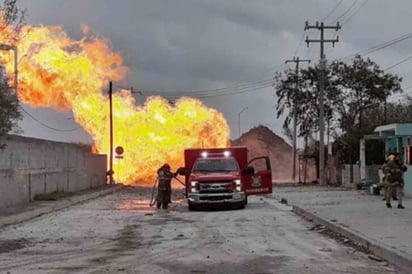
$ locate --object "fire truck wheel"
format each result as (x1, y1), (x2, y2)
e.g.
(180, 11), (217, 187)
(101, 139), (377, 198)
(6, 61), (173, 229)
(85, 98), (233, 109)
(188, 201), (197, 211)
(238, 201), (245, 209)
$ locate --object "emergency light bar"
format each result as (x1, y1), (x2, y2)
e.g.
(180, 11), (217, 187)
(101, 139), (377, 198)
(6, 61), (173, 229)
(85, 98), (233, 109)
(200, 151), (231, 158)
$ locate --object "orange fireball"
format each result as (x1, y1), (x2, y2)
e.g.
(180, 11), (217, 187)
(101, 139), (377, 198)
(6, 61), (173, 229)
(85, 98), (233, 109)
(0, 18), (230, 184)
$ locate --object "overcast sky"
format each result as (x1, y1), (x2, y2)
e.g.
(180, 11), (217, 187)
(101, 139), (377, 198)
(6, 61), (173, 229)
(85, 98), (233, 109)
(14, 0), (412, 146)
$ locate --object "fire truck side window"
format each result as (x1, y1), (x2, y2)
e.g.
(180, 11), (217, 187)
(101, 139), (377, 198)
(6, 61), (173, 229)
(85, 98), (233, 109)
(248, 158), (267, 173)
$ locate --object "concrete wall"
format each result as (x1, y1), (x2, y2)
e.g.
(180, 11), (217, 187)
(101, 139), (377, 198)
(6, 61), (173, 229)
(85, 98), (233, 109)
(0, 134), (107, 208)
(342, 164), (360, 187)
(342, 164), (380, 187)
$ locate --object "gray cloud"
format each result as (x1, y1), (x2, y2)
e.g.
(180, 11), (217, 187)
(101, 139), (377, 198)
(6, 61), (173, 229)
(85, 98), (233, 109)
(15, 0), (412, 145)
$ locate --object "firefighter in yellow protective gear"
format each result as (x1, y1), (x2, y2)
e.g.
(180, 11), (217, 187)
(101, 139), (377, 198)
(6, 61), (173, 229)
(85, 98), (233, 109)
(383, 154), (406, 209)
(381, 153), (396, 201)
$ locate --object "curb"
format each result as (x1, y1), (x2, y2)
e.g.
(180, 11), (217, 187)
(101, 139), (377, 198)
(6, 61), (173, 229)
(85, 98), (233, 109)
(292, 205), (412, 273)
(0, 184), (124, 229)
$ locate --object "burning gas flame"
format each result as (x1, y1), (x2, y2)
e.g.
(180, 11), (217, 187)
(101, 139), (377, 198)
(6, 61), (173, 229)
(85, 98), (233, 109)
(0, 19), (230, 184)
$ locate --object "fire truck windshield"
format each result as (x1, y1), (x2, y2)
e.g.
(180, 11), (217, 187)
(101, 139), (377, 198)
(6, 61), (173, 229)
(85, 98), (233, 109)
(193, 158), (239, 173)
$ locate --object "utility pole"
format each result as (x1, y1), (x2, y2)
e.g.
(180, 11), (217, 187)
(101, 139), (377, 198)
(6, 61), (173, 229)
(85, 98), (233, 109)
(108, 81), (114, 184)
(285, 57), (310, 182)
(0, 44), (18, 92)
(14, 45), (17, 93)
(305, 21), (341, 185)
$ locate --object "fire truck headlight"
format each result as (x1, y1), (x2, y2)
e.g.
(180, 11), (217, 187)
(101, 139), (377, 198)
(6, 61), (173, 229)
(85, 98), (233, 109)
(201, 152), (208, 158)
(223, 151), (231, 157)
(234, 179), (241, 191)
(191, 181), (199, 192)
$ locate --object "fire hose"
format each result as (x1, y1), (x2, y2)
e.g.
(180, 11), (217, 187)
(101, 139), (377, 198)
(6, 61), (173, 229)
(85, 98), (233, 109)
(149, 173), (186, 207)
(149, 177), (159, 207)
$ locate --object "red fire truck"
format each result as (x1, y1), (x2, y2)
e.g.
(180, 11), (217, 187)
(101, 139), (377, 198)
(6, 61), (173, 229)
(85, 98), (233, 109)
(178, 147), (272, 210)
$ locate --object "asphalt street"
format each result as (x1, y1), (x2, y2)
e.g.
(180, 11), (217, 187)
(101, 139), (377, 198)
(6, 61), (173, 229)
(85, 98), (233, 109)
(0, 187), (400, 273)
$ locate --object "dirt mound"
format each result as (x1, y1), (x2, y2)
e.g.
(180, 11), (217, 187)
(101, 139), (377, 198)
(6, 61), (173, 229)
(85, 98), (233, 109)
(231, 125), (293, 182)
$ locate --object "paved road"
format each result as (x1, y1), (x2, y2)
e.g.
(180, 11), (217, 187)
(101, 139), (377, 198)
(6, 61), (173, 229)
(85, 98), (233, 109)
(0, 187), (399, 273)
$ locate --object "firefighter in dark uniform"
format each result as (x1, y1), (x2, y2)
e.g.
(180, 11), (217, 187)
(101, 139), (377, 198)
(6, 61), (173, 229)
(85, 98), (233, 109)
(156, 163), (175, 209)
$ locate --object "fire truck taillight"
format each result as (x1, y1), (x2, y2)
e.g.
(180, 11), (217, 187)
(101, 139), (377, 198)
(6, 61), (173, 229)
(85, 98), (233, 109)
(234, 179), (241, 191)
(191, 181), (199, 193)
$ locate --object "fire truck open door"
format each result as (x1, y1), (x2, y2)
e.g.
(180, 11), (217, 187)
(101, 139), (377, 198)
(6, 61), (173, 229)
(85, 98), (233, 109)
(242, 156), (272, 195)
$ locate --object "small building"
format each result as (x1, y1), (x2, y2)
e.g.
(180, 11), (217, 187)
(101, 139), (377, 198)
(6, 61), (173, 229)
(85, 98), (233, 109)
(360, 123), (412, 197)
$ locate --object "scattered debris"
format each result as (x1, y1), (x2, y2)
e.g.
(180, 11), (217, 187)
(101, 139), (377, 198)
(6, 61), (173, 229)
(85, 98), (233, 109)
(308, 223), (372, 255)
(310, 224), (325, 231)
(320, 247), (333, 252)
(280, 198), (288, 205)
(368, 255), (383, 262)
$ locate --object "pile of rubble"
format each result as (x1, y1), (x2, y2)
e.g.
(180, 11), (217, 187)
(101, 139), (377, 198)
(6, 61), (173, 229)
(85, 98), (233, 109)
(232, 126), (294, 183)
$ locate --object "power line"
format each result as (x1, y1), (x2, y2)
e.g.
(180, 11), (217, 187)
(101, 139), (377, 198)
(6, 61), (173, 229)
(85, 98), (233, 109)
(19, 105), (84, 132)
(323, 0), (344, 22)
(172, 83), (273, 99)
(333, 0), (359, 23)
(403, 84), (412, 91)
(115, 20), (411, 100)
(341, 0), (369, 26)
(131, 78), (274, 98)
(111, 74), (276, 99)
(345, 53), (412, 89)
(338, 31), (412, 61)
(303, 44), (315, 59)
(165, 82), (274, 99)
(110, 61), (286, 98)
(120, 33), (412, 100)
(137, 78), (275, 96)
(293, 30), (306, 57)
(384, 54), (412, 71)
(325, 0), (368, 53)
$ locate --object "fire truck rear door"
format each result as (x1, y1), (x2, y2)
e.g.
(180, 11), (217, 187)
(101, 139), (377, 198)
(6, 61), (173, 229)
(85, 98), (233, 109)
(242, 156), (272, 195)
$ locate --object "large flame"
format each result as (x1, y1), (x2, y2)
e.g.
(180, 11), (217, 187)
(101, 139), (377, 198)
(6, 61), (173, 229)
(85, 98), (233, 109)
(0, 19), (230, 184)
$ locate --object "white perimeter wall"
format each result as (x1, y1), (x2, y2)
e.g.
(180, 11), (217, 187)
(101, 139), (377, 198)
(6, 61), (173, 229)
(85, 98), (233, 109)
(0, 134), (107, 208)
